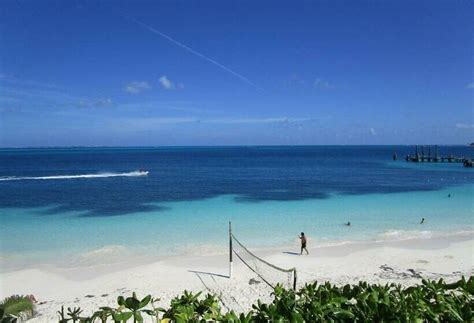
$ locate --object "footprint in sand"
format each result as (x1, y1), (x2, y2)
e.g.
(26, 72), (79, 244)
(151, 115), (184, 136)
(407, 268), (423, 278)
(249, 278), (261, 285)
(380, 264), (394, 272)
(416, 259), (429, 264)
(444, 255), (454, 259)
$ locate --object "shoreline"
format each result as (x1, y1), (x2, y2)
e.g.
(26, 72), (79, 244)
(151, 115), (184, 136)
(1, 233), (473, 322)
(2, 228), (472, 275)
(2, 183), (473, 275)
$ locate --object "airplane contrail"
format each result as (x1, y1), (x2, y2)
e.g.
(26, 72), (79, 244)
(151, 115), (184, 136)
(131, 18), (260, 90)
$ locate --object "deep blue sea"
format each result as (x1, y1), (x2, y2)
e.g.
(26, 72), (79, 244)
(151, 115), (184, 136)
(1, 146), (473, 271)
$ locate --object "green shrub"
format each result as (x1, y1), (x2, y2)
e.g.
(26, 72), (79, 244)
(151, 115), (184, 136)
(1, 295), (34, 316)
(57, 276), (474, 322)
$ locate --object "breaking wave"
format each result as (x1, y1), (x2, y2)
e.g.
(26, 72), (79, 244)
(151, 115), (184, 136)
(0, 171), (148, 181)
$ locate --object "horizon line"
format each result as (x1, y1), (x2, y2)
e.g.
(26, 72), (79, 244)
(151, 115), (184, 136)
(0, 143), (471, 150)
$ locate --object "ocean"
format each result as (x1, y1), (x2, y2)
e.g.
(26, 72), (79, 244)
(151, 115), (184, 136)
(1, 146), (473, 271)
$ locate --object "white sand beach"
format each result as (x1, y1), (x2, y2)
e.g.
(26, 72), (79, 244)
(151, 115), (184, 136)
(1, 233), (473, 322)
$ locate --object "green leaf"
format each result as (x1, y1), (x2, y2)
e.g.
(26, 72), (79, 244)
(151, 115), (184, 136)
(333, 309), (355, 319)
(112, 311), (133, 321)
(139, 295), (151, 309)
(133, 311), (144, 322)
(125, 297), (140, 311)
(117, 296), (125, 306)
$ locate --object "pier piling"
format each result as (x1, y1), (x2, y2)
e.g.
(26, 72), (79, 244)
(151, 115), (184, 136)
(403, 145), (472, 167)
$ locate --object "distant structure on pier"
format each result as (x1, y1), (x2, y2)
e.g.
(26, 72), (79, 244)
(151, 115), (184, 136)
(401, 145), (472, 168)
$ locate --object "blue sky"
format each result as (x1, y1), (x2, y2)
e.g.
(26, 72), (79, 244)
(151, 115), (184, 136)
(0, 0), (472, 147)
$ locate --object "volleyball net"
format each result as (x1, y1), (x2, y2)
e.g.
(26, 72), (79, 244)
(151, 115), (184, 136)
(229, 222), (297, 290)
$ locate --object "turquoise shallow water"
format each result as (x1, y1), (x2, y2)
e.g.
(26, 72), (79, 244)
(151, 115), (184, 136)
(1, 184), (472, 271)
(0, 146), (473, 271)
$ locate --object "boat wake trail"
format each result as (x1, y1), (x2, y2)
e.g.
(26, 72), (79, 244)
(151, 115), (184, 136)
(0, 171), (149, 181)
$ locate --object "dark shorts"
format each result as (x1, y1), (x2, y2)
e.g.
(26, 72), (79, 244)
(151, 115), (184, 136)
(301, 243), (307, 249)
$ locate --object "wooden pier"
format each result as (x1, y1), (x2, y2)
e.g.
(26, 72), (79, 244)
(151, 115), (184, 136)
(403, 145), (472, 168)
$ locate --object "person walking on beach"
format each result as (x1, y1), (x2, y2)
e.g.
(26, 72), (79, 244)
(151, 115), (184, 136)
(299, 232), (309, 255)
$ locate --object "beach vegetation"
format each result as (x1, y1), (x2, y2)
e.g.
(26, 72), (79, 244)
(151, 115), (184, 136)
(0, 295), (35, 322)
(57, 306), (86, 323)
(57, 276), (473, 322)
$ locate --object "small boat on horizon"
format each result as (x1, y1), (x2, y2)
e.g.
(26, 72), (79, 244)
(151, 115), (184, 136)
(138, 169), (149, 176)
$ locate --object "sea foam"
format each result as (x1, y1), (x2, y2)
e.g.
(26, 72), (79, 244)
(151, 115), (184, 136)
(375, 229), (474, 242)
(69, 245), (133, 267)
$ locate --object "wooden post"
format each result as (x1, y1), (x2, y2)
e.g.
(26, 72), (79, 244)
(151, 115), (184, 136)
(229, 221), (233, 278)
(293, 269), (297, 290)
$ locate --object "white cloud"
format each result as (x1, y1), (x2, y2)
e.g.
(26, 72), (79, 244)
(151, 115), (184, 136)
(466, 82), (474, 89)
(167, 106), (218, 114)
(132, 19), (259, 90)
(124, 81), (151, 94)
(95, 98), (113, 107)
(159, 75), (175, 90)
(314, 78), (334, 90)
(206, 117), (312, 124)
(455, 123), (474, 129)
(79, 98), (113, 108)
(0, 75), (63, 90)
(288, 74), (306, 86)
(113, 117), (314, 127)
(135, 117), (197, 124)
(0, 84), (114, 109)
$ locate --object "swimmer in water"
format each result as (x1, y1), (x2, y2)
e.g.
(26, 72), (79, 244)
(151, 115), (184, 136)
(420, 218), (425, 224)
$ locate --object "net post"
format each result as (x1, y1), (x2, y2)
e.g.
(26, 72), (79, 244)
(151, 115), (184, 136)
(229, 221), (233, 278)
(292, 269), (297, 290)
